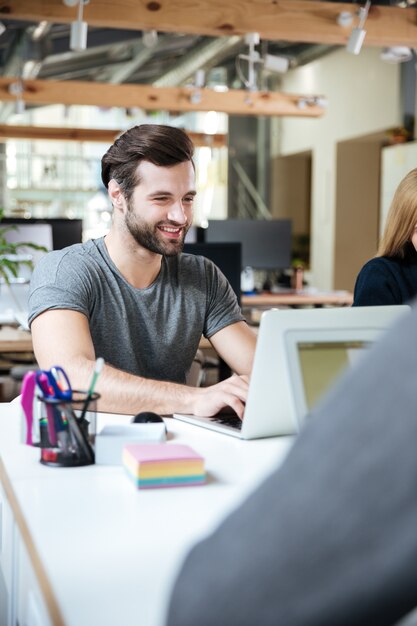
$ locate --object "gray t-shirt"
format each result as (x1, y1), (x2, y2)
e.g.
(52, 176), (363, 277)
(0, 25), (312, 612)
(28, 237), (244, 383)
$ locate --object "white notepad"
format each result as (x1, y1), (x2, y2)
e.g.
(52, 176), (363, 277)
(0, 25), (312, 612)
(95, 423), (166, 465)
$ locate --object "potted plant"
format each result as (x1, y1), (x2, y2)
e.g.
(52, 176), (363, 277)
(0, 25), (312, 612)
(0, 208), (47, 311)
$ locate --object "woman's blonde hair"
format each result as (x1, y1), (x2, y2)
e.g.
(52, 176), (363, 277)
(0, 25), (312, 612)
(378, 168), (417, 257)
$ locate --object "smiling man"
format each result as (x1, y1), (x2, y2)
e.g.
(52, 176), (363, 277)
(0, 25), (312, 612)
(28, 125), (256, 416)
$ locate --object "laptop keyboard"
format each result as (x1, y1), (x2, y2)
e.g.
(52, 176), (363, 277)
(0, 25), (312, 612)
(211, 415), (242, 430)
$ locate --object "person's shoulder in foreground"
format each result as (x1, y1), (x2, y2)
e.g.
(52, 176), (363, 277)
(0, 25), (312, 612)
(166, 302), (417, 626)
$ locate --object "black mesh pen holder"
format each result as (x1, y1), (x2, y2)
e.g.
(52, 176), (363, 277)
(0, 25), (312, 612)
(37, 390), (99, 467)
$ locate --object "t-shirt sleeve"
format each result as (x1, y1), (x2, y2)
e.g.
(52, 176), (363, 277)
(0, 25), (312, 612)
(28, 250), (91, 327)
(353, 260), (401, 306)
(202, 259), (245, 338)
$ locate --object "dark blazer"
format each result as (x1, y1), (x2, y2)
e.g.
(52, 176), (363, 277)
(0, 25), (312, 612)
(167, 305), (417, 626)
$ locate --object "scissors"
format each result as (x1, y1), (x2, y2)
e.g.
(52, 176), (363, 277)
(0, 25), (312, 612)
(47, 366), (72, 401)
(35, 366), (72, 446)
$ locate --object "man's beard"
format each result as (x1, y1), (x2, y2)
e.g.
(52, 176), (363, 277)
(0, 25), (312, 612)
(124, 206), (189, 256)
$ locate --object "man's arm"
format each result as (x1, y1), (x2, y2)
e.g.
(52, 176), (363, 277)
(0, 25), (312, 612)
(31, 309), (250, 417)
(209, 321), (257, 375)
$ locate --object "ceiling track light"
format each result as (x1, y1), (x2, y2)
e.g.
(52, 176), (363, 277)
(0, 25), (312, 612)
(188, 69), (205, 104)
(66, 0), (89, 51)
(234, 33), (261, 91)
(142, 30), (158, 49)
(236, 32), (290, 92)
(346, 0), (371, 55)
(337, 11), (354, 28)
(297, 95), (328, 110)
(8, 80), (25, 115)
(380, 46), (414, 63)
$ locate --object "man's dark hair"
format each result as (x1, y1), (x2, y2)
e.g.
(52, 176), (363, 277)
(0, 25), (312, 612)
(101, 124), (195, 200)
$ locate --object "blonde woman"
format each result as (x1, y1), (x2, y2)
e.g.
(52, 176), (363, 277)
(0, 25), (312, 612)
(353, 168), (417, 306)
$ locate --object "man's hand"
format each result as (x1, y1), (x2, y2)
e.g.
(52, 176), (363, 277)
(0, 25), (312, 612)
(191, 374), (250, 419)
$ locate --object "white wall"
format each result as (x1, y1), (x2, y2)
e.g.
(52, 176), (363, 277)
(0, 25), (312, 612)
(272, 47), (401, 290)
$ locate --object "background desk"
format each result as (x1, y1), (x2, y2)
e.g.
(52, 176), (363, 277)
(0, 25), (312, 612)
(241, 291), (353, 326)
(0, 328), (35, 401)
(0, 403), (293, 626)
(242, 291), (353, 308)
(0, 327), (32, 354)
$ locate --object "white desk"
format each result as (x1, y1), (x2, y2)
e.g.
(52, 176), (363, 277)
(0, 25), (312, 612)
(0, 403), (293, 626)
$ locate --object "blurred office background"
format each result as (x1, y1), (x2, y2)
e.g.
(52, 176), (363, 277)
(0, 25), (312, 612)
(0, 4), (416, 297)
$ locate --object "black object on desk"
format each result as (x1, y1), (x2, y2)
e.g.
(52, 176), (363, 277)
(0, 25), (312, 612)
(132, 412), (167, 434)
(132, 412), (164, 424)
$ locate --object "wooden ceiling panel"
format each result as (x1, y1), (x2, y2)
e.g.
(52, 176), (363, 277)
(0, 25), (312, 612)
(0, 124), (228, 147)
(3, 1), (417, 48)
(0, 78), (326, 117)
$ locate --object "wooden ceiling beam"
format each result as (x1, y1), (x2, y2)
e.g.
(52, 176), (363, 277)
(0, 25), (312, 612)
(3, 1), (417, 48)
(0, 78), (325, 117)
(0, 124), (227, 147)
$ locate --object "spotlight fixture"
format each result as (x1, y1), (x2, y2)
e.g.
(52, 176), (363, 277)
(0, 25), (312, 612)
(236, 32), (261, 91)
(380, 46), (414, 63)
(188, 69), (205, 105)
(236, 32), (290, 92)
(194, 69), (206, 89)
(142, 30), (158, 49)
(67, 0), (89, 51)
(297, 96), (328, 110)
(8, 80), (25, 115)
(337, 11), (354, 28)
(346, 0), (371, 55)
(263, 54), (290, 74)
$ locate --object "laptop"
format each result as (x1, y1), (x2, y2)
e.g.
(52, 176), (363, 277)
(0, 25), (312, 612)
(174, 305), (409, 439)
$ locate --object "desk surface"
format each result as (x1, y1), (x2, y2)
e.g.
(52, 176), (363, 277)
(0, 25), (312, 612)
(0, 403), (293, 626)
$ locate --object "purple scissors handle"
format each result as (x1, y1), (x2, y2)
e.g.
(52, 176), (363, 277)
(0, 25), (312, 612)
(21, 371), (36, 445)
(48, 366), (72, 400)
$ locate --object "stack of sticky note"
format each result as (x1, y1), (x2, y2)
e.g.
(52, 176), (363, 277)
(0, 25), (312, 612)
(123, 443), (205, 489)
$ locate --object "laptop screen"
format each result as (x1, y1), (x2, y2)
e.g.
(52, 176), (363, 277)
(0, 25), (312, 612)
(284, 327), (379, 422)
(297, 340), (371, 411)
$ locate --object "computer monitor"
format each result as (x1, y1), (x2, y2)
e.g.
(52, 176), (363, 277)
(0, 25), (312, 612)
(204, 219), (292, 270)
(184, 225), (205, 244)
(183, 242), (242, 304)
(1, 218), (83, 250)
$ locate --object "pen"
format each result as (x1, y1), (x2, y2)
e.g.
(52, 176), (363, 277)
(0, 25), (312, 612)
(61, 405), (94, 463)
(79, 357), (104, 422)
